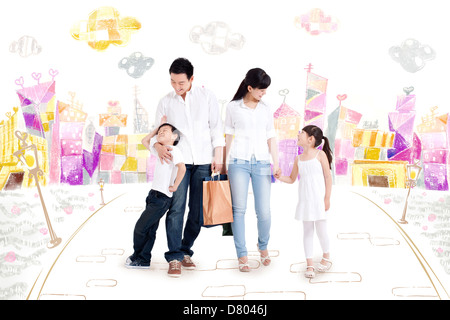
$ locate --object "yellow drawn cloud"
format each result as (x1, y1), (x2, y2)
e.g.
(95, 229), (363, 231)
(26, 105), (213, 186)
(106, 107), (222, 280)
(71, 6), (141, 51)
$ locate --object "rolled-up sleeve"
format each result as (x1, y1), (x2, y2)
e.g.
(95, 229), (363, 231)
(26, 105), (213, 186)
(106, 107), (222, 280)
(208, 91), (225, 148)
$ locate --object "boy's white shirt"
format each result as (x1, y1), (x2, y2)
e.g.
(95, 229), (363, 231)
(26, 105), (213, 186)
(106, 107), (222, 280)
(150, 145), (184, 198)
(150, 86), (225, 165)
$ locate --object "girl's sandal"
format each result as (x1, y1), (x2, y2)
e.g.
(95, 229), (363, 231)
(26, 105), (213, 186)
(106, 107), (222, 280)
(305, 266), (315, 278)
(316, 258), (332, 273)
(238, 258), (250, 272)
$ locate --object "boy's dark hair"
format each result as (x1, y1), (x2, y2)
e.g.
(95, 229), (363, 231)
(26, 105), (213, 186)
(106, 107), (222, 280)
(169, 58), (194, 79)
(157, 123), (181, 146)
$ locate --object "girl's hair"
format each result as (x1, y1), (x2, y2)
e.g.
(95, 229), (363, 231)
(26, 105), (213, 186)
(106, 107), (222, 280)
(169, 58), (194, 79)
(232, 68), (271, 101)
(157, 123), (181, 146)
(302, 125), (333, 169)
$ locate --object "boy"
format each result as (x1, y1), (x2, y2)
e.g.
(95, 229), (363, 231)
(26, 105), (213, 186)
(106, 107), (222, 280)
(125, 120), (186, 273)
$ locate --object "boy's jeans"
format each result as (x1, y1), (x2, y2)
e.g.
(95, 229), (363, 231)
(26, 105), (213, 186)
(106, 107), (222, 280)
(164, 164), (211, 262)
(132, 189), (172, 263)
(228, 156), (272, 258)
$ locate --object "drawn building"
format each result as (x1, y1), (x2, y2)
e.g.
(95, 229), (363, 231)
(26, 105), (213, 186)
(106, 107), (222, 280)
(0, 109), (49, 190)
(54, 100), (88, 185)
(98, 133), (152, 184)
(273, 102), (301, 177)
(132, 86), (149, 134)
(327, 102), (363, 176)
(99, 101), (128, 136)
(16, 74), (56, 139)
(351, 128), (407, 188)
(387, 90), (421, 163)
(417, 107), (450, 191)
(304, 64), (327, 129)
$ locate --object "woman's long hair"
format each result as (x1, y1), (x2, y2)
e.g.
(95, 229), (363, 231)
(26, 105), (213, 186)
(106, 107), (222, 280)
(302, 125), (333, 169)
(232, 68), (271, 101)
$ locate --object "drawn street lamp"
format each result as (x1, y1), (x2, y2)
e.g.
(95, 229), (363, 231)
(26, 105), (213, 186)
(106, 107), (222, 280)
(399, 160), (422, 224)
(99, 178), (106, 206)
(13, 130), (62, 248)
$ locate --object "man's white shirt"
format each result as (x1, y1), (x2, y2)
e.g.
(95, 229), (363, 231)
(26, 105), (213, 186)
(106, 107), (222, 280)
(152, 86), (225, 165)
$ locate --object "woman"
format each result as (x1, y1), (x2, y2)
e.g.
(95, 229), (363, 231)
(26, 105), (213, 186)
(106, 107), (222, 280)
(225, 68), (280, 272)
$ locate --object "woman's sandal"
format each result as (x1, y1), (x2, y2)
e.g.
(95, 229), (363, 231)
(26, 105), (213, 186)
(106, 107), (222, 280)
(257, 244), (271, 266)
(305, 266), (315, 278)
(316, 257), (332, 273)
(238, 258), (250, 272)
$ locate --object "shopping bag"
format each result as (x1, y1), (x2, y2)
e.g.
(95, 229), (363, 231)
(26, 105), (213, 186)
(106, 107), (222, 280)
(202, 174), (233, 226)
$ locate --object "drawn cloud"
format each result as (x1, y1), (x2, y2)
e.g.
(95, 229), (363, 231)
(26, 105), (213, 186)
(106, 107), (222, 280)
(294, 8), (339, 35)
(190, 21), (245, 55)
(118, 52), (154, 79)
(71, 6), (141, 51)
(10, 36), (42, 58)
(389, 39), (436, 73)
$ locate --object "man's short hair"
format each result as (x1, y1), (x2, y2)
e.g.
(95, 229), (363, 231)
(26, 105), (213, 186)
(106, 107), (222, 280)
(169, 58), (194, 79)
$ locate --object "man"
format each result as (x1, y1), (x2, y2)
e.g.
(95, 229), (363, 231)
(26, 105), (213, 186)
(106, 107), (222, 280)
(150, 58), (225, 277)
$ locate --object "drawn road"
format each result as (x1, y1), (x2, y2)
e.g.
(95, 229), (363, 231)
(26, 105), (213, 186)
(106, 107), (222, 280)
(26, 184), (449, 300)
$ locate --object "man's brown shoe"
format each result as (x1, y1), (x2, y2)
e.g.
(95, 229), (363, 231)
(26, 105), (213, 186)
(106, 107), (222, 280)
(168, 260), (181, 277)
(181, 255), (196, 269)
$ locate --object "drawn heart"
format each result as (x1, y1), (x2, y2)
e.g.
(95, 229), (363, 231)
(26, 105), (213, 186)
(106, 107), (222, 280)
(15, 76), (24, 86)
(384, 198), (392, 204)
(49, 68), (59, 77)
(337, 94), (347, 101)
(108, 101), (119, 106)
(15, 131), (28, 142)
(403, 86), (414, 95)
(31, 72), (42, 82)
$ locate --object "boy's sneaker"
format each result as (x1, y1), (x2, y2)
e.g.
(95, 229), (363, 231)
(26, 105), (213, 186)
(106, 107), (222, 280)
(181, 255), (196, 269)
(125, 256), (150, 269)
(168, 260), (181, 277)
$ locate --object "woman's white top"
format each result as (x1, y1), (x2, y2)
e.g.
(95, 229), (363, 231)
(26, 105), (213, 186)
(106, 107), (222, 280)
(225, 99), (276, 161)
(295, 150), (328, 221)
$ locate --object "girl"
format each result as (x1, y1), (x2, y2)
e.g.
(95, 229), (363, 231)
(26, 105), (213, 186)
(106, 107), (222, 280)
(225, 68), (281, 272)
(275, 125), (333, 278)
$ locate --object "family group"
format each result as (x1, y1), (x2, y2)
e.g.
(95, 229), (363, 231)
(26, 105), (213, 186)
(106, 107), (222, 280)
(125, 58), (333, 279)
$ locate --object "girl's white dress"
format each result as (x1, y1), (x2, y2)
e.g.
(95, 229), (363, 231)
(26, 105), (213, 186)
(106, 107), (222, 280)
(295, 150), (327, 221)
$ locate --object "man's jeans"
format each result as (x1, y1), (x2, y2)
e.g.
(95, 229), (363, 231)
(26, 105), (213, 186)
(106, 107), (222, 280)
(132, 189), (172, 263)
(228, 157), (272, 258)
(164, 164), (211, 262)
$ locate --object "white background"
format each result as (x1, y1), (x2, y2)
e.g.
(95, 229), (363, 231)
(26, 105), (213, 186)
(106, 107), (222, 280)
(1, 0), (448, 133)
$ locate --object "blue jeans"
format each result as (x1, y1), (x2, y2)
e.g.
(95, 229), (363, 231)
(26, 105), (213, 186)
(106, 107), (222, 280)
(164, 164), (211, 262)
(228, 157), (272, 258)
(132, 189), (172, 264)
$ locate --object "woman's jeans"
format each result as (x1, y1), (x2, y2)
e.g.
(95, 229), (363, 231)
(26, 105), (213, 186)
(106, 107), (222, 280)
(228, 156), (272, 258)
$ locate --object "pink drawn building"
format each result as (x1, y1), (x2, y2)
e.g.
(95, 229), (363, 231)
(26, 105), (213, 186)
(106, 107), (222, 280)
(417, 107), (449, 191)
(273, 101), (301, 177)
(304, 64), (327, 130)
(387, 88), (421, 163)
(327, 96), (362, 176)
